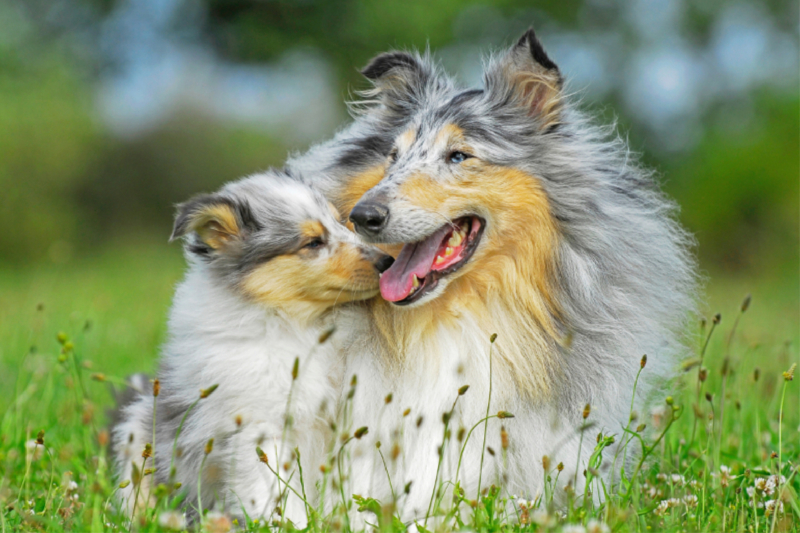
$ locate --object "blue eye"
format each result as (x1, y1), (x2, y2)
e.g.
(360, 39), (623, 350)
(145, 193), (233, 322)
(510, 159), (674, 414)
(448, 151), (471, 164)
(304, 237), (325, 249)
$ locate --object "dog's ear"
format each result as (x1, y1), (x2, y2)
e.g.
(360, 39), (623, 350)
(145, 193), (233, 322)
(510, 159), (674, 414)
(359, 51), (433, 116)
(484, 27), (563, 131)
(171, 195), (252, 253)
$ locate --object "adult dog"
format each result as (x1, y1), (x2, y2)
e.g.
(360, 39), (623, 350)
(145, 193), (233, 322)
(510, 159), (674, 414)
(287, 27), (696, 522)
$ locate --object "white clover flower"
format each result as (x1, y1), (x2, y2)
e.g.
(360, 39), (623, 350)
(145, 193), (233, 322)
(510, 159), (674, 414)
(746, 486), (756, 498)
(754, 478), (768, 492)
(670, 474), (685, 485)
(765, 499), (784, 515)
(562, 525), (587, 533)
(656, 473), (667, 482)
(586, 518), (610, 533)
(158, 510), (186, 531)
(67, 480), (78, 491)
(655, 500), (670, 516)
(689, 480), (702, 490)
(516, 498), (527, 509)
(531, 509), (555, 527)
(683, 494), (698, 507)
(204, 511), (232, 533)
(25, 440), (44, 461)
(719, 465), (731, 488)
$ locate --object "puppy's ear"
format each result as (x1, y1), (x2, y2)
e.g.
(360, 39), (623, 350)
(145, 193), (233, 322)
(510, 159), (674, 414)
(358, 51), (434, 116)
(484, 27), (563, 131)
(171, 195), (252, 253)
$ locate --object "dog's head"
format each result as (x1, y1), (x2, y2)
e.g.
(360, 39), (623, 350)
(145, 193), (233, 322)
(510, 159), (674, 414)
(171, 172), (393, 318)
(348, 29), (564, 308)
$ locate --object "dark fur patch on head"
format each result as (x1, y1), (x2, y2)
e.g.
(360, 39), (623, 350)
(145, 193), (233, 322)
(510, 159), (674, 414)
(517, 27), (559, 73)
(361, 52), (423, 80)
(335, 133), (395, 169)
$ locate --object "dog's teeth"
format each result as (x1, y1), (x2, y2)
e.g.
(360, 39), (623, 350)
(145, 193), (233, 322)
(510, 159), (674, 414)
(435, 255), (445, 265)
(448, 231), (463, 247)
(444, 247), (454, 257)
(412, 275), (421, 288)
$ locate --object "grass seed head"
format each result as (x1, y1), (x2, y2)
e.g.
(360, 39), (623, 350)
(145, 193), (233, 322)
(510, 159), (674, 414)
(354, 426), (368, 439)
(497, 411), (514, 419)
(457, 427), (466, 441)
(741, 293), (752, 313)
(583, 403), (591, 419)
(490, 333), (498, 343)
(713, 313), (721, 325)
(256, 447), (268, 464)
(557, 462), (564, 472)
(542, 455), (550, 471)
(699, 368), (708, 382)
(142, 443), (152, 459)
(640, 354), (647, 368)
(90, 373), (106, 382)
(36, 430), (45, 446)
(200, 384), (219, 398)
(403, 408), (411, 417)
(152, 379), (160, 397)
(783, 363), (796, 381)
(384, 393), (393, 404)
(458, 384), (470, 395)
(318, 326), (335, 344)
(487, 446), (495, 456)
(57, 332), (68, 345)
(636, 423), (646, 432)
(501, 426), (509, 450)
(205, 438), (214, 455)
(754, 368), (760, 381)
(705, 392), (713, 403)
(291, 357), (299, 380)
(118, 480), (130, 489)
(235, 415), (242, 428)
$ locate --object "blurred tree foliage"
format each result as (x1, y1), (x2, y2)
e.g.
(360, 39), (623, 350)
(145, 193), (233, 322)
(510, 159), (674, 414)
(2, 0), (798, 275)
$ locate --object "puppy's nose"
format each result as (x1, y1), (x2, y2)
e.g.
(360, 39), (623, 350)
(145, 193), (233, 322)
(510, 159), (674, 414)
(374, 254), (395, 274)
(350, 201), (389, 236)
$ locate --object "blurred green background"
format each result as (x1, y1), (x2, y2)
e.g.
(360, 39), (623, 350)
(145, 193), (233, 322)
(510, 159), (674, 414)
(0, 0), (798, 378)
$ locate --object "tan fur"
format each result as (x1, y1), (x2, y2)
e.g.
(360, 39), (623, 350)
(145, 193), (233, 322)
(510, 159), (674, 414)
(376, 151), (562, 398)
(190, 204), (241, 249)
(241, 241), (379, 324)
(505, 67), (562, 129)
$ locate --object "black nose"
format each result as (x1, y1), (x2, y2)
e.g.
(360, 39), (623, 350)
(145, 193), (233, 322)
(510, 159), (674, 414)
(350, 201), (389, 236)
(374, 254), (395, 274)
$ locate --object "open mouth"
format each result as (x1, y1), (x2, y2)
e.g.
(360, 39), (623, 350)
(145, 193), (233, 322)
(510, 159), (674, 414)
(379, 216), (485, 305)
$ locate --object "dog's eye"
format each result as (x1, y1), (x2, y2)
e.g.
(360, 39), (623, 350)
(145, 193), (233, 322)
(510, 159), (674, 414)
(304, 237), (325, 250)
(448, 151), (471, 164)
(388, 149), (398, 163)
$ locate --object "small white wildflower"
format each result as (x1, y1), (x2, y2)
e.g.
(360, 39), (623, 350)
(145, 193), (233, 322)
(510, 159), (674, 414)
(67, 480), (78, 491)
(689, 480), (702, 490)
(764, 499), (784, 515)
(683, 494), (698, 507)
(158, 510), (187, 531)
(531, 509), (556, 527)
(516, 498), (527, 509)
(670, 474), (685, 486)
(25, 440), (44, 461)
(71, 493), (79, 501)
(647, 485), (658, 498)
(746, 486), (756, 498)
(562, 525), (587, 533)
(719, 465), (731, 488)
(656, 473), (667, 482)
(655, 500), (670, 516)
(586, 519), (610, 533)
(754, 477), (768, 492)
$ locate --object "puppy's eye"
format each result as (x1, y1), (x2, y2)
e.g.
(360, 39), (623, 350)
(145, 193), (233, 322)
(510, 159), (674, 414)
(448, 151), (472, 164)
(304, 237), (325, 250)
(388, 149), (398, 163)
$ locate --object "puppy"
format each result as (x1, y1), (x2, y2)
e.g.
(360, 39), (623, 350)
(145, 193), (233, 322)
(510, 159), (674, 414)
(111, 171), (392, 525)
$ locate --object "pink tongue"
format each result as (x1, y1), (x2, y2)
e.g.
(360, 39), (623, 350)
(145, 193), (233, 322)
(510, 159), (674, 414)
(379, 225), (451, 302)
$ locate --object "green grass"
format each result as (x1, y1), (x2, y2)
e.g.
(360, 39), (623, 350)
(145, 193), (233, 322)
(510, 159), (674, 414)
(0, 242), (798, 532)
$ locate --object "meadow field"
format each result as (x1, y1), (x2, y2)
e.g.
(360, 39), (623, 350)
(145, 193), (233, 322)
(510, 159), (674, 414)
(0, 241), (797, 532)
